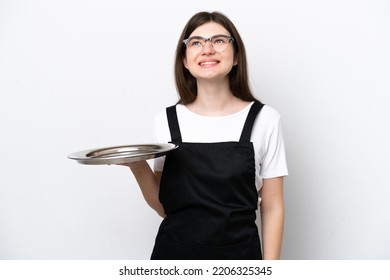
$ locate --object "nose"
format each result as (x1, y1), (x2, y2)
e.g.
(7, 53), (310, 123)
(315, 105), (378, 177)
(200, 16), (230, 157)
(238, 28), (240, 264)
(201, 41), (215, 54)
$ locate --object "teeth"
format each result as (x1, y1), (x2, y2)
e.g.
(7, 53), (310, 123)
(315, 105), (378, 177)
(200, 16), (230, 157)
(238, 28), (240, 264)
(201, 61), (217, 65)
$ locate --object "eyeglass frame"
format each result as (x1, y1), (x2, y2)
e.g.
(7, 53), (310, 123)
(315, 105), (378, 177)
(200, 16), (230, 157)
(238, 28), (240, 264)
(182, 34), (234, 52)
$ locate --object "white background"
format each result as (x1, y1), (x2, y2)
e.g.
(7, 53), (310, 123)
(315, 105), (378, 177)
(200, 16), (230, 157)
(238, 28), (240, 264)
(1, 0), (389, 259)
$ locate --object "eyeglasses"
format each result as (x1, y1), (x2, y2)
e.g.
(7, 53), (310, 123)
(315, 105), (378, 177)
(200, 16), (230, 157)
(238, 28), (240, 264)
(183, 34), (234, 53)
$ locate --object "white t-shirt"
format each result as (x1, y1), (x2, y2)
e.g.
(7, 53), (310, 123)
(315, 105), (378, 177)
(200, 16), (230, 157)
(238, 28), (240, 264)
(153, 102), (288, 196)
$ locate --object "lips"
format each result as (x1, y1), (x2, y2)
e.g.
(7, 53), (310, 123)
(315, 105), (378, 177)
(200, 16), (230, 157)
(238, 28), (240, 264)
(199, 59), (219, 66)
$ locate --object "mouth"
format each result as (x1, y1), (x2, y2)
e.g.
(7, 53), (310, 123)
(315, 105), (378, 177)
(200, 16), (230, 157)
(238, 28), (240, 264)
(199, 60), (219, 67)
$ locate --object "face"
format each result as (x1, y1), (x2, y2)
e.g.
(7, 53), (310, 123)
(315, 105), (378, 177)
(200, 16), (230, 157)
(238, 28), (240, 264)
(183, 22), (237, 82)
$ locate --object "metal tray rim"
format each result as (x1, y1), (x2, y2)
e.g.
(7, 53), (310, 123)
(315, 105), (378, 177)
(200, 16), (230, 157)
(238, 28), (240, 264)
(68, 143), (178, 165)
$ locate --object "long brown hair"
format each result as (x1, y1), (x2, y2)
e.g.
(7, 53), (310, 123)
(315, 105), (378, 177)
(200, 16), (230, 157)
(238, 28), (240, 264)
(174, 11), (257, 104)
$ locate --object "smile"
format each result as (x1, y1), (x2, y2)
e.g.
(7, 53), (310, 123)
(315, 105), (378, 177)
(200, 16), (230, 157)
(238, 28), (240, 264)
(199, 60), (219, 66)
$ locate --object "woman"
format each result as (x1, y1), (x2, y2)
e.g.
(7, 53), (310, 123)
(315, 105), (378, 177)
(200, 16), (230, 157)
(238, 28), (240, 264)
(125, 11), (288, 260)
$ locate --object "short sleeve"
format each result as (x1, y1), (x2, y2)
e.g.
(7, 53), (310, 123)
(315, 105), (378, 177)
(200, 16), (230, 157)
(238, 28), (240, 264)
(152, 109), (170, 172)
(259, 115), (288, 179)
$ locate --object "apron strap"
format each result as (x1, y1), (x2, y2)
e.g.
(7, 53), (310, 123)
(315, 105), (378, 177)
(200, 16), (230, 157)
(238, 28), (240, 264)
(166, 105), (182, 143)
(239, 101), (264, 142)
(167, 101), (264, 144)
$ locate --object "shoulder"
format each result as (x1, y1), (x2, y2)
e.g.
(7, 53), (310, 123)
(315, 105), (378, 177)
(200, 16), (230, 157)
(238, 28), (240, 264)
(257, 105), (282, 127)
(152, 107), (170, 142)
(260, 104), (281, 119)
(250, 104), (284, 142)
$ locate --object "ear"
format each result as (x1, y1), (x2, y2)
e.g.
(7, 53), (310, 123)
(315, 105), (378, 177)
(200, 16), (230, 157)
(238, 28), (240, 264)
(183, 57), (189, 69)
(233, 55), (238, 66)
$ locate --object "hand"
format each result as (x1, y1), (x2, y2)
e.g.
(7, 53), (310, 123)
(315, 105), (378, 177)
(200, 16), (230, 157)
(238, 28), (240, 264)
(117, 160), (147, 170)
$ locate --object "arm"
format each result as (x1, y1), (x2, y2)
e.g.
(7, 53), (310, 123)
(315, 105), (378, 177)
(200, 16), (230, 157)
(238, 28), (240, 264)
(259, 176), (284, 260)
(123, 161), (165, 218)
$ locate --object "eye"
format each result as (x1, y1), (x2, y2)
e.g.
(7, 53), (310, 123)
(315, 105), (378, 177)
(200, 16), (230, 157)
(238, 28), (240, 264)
(212, 36), (229, 45)
(188, 38), (203, 47)
(191, 41), (202, 47)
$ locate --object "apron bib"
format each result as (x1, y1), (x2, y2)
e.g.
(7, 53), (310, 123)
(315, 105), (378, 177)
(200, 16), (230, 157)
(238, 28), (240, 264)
(151, 101), (264, 260)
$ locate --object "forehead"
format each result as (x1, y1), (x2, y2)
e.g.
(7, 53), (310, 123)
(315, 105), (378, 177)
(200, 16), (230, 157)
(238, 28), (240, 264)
(189, 22), (230, 38)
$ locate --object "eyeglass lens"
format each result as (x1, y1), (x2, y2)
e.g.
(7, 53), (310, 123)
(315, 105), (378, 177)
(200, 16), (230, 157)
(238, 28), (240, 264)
(185, 35), (233, 52)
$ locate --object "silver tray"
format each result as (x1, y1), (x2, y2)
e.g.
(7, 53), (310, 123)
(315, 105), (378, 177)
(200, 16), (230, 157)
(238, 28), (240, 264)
(68, 143), (178, 165)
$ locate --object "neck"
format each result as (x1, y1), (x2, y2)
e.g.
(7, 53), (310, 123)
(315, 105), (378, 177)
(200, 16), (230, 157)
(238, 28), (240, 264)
(187, 79), (249, 116)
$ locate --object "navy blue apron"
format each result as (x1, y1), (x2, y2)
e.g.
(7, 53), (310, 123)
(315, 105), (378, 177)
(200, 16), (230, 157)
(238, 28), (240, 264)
(151, 101), (264, 260)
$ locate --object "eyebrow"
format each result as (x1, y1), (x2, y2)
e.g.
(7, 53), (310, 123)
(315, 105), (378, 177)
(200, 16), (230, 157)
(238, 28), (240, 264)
(188, 34), (231, 39)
